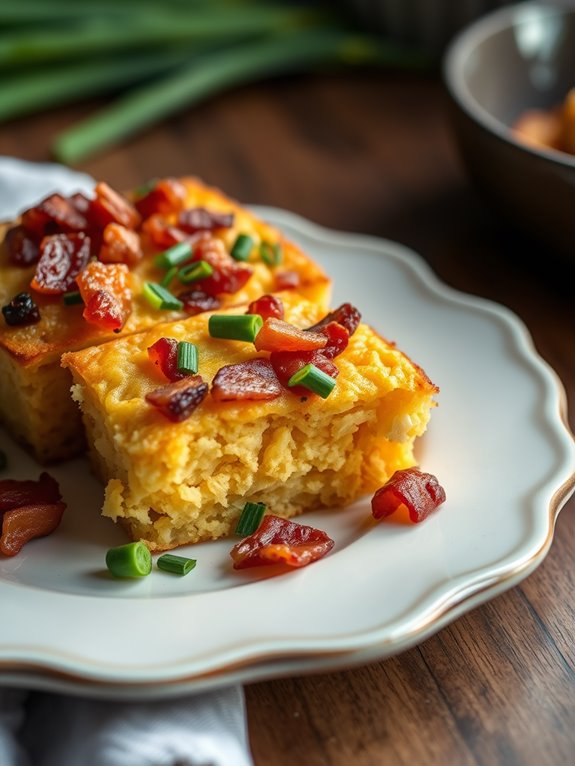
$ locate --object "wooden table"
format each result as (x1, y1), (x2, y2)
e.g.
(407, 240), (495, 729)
(1, 69), (573, 765)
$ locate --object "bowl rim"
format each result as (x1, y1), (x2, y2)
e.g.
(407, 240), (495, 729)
(443, 0), (575, 172)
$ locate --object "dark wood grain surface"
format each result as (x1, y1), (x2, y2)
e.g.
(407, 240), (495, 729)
(1, 69), (573, 765)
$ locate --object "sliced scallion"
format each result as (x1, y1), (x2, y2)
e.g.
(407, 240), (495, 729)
(157, 553), (197, 576)
(235, 502), (266, 536)
(154, 242), (193, 270)
(63, 290), (83, 305)
(178, 260), (213, 284)
(208, 313), (263, 343)
(160, 265), (179, 288)
(106, 541), (152, 578)
(142, 282), (183, 311)
(177, 341), (198, 374)
(287, 363), (336, 399)
(259, 241), (282, 267)
(230, 233), (254, 262)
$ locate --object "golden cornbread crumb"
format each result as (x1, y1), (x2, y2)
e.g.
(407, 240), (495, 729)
(0, 178), (330, 462)
(63, 293), (438, 551)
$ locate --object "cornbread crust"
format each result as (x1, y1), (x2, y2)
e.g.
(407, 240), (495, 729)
(0, 178), (330, 462)
(62, 293), (438, 551)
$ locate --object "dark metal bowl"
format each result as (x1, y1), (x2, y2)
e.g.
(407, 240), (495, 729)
(443, 1), (575, 262)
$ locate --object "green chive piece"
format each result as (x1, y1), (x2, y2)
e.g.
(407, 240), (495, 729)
(154, 242), (193, 270)
(231, 233), (254, 262)
(208, 314), (263, 343)
(0, 449), (7, 472)
(160, 265), (179, 288)
(177, 341), (198, 374)
(288, 363), (336, 399)
(178, 260), (213, 284)
(142, 282), (183, 311)
(235, 502), (266, 536)
(157, 553), (197, 576)
(106, 541), (152, 578)
(63, 290), (83, 305)
(259, 241), (282, 267)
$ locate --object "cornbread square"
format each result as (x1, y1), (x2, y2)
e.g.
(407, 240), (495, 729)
(62, 293), (438, 551)
(0, 178), (330, 462)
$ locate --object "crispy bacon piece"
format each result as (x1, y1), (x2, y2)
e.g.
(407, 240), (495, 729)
(177, 207), (234, 234)
(308, 303), (361, 337)
(21, 193), (88, 236)
(147, 337), (188, 382)
(192, 237), (252, 297)
(319, 321), (349, 359)
(0, 502), (67, 557)
(141, 214), (196, 250)
(254, 318), (327, 353)
(0, 472), (65, 557)
(371, 468), (446, 524)
(76, 261), (131, 332)
(211, 359), (281, 402)
(230, 515), (335, 569)
(135, 178), (187, 219)
(270, 350), (339, 397)
(247, 294), (284, 321)
(31, 233), (91, 294)
(5, 225), (40, 267)
(274, 270), (300, 291)
(99, 223), (142, 266)
(89, 182), (141, 230)
(178, 289), (221, 316)
(0, 472), (61, 513)
(145, 375), (208, 422)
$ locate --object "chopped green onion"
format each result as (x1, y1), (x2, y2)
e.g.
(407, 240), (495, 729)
(178, 260), (213, 284)
(63, 290), (83, 305)
(142, 282), (183, 311)
(106, 541), (152, 578)
(288, 363), (336, 399)
(0, 449), (7, 472)
(160, 265), (179, 288)
(157, 553), (197, 576)
(177, 341), (198, 374)
(209, 313), (263, 343)
(235, 501), (266, 536)
(231, 233), (254, 262)
(259, 241), (282, 267)
(154, 242), (193, 269)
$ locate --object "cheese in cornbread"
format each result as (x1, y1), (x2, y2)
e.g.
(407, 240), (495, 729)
(0, 177), (330, 462)
(62, 292), (438, 551)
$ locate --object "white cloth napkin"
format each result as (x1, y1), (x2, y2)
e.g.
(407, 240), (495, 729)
(0, 157), (253, 766)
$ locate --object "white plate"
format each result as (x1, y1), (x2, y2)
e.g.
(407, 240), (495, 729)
(1, 208), (574, 700)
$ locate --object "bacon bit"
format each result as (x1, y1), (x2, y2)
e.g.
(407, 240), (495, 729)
(270, 350), (339, 397)
(147, 337), (188, 382)
(230, 515), (334, 569)
(89, 182), (141, 230)
(0, 472), (61, 513)
(247, 294), (284, 321)
(318, 321), (349, 359)
(0, 502), (67, 557)
(76, 261), (131, 331)
(254, 318), (327, 353)
(274, 270), (300, 291)
(145, 375), (208, 422)
(308, 303), (361, 337)
(21, 193), (88, 236)
(31, 233), (91, 294)
(211, 359), (281, 402)
(371, 468), (446, 524)
(192, 237), (252, 297)
(2, 292), (41, 327)
(177, 207), (234, 234)
(178, 289), (221, 316)
(135, 178), (187, 218)
(99, 223), (142, 266)
(5, 226), (40, 267)
(141, 214), (191, 250)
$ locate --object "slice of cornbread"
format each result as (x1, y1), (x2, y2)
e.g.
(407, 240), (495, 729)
(0, 178), (330, 462)
(62, 293), (438, 551)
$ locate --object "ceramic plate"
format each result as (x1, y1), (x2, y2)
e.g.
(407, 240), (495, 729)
(1, 207), (574, 700)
